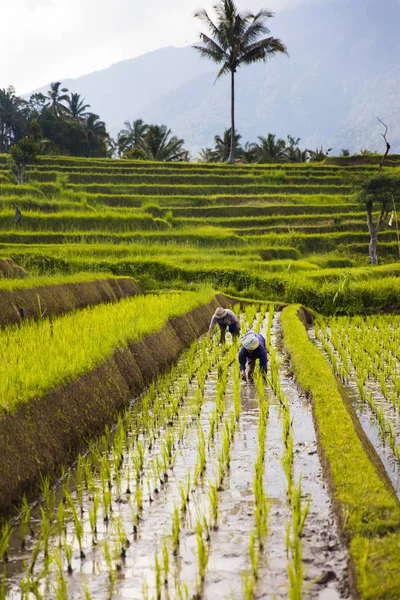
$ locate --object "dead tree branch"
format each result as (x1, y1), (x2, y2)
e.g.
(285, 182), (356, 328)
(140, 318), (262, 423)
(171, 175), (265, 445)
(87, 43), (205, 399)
(377, 117), (390, 172)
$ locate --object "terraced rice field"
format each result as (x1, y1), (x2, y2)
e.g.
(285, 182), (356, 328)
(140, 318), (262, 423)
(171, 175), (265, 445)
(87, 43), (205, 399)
(1, 305), (351, 600)
(0, 155), (399, 599)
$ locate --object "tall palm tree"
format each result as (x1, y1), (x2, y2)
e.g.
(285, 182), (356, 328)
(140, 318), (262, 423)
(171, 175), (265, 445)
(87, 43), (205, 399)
(212, 128), (242, 162)
(117, 119), (148, 156)
(45, 82), (69, 117)
(67, 93), (90, 119)
(194, 0), (287, 162)
(138, 125), (187, 161)
(82, 113), (108, 157)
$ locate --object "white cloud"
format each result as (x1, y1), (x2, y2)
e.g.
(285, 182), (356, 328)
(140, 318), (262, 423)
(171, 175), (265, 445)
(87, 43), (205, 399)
(0, 0), (325, 94)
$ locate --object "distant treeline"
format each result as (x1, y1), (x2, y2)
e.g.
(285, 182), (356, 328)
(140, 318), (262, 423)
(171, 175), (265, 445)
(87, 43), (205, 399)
(0, 83), (377, 162)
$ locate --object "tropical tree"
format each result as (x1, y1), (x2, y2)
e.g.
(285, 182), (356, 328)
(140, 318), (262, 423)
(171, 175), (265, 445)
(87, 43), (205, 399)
(212, 128), (242, 162)
(8, 135), (39, 184)
(357, 173), (400, 264)
(67, 93), (90, 119)
(45, 82), (69, 117)
(117, 119), (148, 156)
(0, 87), (27, 152)
(138, 125), (187, 161)
(194, 0), (287, 163)
(82, 113), (108, 157)
(254, 133), (286, 163)
(307, 145), (331, 162)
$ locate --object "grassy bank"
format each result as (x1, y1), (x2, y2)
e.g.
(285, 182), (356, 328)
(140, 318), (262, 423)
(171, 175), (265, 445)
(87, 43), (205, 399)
(281, 305), (400, 598)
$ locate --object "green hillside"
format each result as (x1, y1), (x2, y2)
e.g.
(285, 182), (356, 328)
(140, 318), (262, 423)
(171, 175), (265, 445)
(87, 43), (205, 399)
(0, 156), (399, 314)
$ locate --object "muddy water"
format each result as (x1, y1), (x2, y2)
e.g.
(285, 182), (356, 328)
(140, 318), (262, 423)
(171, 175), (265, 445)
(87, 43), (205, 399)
(310, 328), (400, 499)
(2, 312), (350, 599)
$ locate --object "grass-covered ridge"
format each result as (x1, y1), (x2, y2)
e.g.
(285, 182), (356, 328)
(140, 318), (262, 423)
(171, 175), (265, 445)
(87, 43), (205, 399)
(281, 304), (400, 598)
(0, 288), (215, 415)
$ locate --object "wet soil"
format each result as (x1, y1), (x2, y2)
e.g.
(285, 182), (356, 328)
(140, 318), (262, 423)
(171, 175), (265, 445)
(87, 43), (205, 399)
(2, 311), (351, 599)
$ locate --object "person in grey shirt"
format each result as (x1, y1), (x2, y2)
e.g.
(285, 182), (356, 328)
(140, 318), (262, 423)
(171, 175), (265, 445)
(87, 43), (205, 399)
(209, 306), (241, 343)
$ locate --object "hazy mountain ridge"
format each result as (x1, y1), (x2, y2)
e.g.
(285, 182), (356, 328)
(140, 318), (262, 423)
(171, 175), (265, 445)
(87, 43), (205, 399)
(29, 0), (400, 156)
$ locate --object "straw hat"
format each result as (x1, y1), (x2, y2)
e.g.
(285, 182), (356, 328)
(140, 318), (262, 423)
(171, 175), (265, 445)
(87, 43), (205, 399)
(215, 307), (228, 318)
(241, 332), (259, 351)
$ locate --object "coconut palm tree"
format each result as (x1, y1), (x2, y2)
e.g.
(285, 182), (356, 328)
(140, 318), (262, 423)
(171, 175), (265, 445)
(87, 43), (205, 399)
(67, 93), (90, 119)
(117, 119), (148, 156)
(194, 0), (287, 163)
(45, 82), (69, 117)
(255, 133), (287, 163)
(82, 113), (108, 157)
(138, 125), (187, 161)
(212, 128), (242, 162)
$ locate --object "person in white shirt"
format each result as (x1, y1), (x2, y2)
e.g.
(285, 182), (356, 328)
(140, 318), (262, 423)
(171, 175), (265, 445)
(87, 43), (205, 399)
(209, 306), (241, 343)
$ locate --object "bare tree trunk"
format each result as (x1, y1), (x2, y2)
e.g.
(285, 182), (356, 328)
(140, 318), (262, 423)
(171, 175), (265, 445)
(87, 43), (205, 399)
(17, 165), (25, 185)
(228, 69), (235, 163)
(367, 200), (385, 264)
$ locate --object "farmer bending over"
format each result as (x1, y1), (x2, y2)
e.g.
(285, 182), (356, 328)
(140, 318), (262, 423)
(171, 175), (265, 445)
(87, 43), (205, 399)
(239, 331), (268, 382)
(209, 306), (240, 343)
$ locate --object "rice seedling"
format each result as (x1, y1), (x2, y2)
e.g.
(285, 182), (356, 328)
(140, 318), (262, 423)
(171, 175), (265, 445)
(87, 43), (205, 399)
(103, 539), (116, 598)
(63, 536), (73, 574)
(20, 495), (33, 549)
(154, 550), (162, 600)
(207, 483), (219, 531)
(65, 492), (85, 559)
(53, 547), (68, 600)
(0, 521), (13, 563)
(195, 518), (209, 596)
(39, 474), (55, 518)
(171, 504), (180, 556)
(88, 494), (100, 544)
(39, 506), (51, 563)
(162, 538), (170, 585)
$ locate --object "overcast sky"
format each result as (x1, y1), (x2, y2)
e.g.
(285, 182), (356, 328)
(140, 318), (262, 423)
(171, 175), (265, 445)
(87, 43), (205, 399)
(2, 0), (324, 94)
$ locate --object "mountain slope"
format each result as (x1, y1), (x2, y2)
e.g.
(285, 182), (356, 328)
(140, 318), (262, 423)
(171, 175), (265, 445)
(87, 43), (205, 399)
(29, 0), (400, 156)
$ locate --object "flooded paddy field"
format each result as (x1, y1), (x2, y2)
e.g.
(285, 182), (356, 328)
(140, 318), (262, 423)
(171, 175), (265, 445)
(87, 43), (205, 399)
(1, 306), (350, 599)
(312, 315), (400, 499)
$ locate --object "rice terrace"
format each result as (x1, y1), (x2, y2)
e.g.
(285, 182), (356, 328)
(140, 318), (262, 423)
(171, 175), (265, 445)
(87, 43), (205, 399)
(1, 1), (400, 599)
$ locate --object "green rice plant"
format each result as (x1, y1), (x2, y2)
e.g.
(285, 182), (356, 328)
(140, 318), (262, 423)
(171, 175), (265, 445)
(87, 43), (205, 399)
(65, 492), (85, 559)
(0, 521), (13, 562)
(64, 537), (73, 574)
(195, 519), (209, 593)
(0, 289), (215, 415)
(102, 488), (112, 523)
(208, 483), (219, 531)
(20, 495), (33, 549)
(39, 506), (51, 563)
(103, 539), (116, 599)
(39, 474), (55, 518)
(241, 569), (255, 600)
(249, 531), (259, 581)
(153, 549), (162, 599)
(171, 504), (180, 556)
(53, 547), (67, 600)
(88, 494), (99, 544)
(56, 501), (66, 547)
(162, 538), (170, 585)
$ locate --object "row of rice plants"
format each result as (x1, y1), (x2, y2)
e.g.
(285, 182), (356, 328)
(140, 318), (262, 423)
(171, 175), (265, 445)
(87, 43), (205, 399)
(176, 210), (369, 228)
(169, 202), (359, 217)
(0, 288), (214, 414)
(61, 183), (354, 197)
(314, 315), (400, 462)
(281, 305), (400, 598)
(26, 170), (346, 186)
(0, 211), (170, 232)
(0, 154), (377, 172)
(1, 328), (225, 598)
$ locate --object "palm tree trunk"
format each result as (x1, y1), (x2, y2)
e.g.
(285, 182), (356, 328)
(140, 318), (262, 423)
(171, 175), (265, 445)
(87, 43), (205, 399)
(228, 69), (235, 163)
